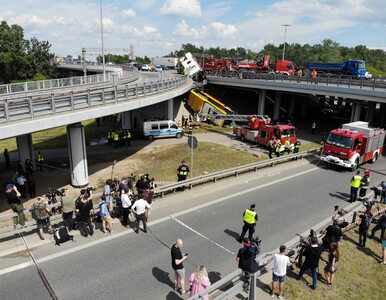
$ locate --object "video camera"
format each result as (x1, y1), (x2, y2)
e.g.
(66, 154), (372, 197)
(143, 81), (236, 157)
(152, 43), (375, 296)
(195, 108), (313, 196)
(364, 199), (376, 210)
(86, 186), (93, 193)
(46, 188), (65, 215)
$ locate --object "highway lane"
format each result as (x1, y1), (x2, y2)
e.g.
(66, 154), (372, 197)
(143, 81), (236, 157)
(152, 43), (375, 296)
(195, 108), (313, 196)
(0, 157), (385, 299)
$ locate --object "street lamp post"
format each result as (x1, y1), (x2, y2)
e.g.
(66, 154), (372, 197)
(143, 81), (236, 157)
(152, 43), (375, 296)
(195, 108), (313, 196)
(281, 24), (291, 60)
(100, 0), (106, 80)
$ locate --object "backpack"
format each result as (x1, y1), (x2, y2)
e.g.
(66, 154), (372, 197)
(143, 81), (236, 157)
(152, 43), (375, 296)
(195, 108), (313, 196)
(54, 227), (74, 246)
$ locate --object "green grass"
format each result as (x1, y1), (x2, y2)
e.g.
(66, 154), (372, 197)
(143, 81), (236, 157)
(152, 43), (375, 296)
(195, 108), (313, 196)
(285, 216), (385, 300)
(119, 142), (266, 182)
(0, 119), (120, 152)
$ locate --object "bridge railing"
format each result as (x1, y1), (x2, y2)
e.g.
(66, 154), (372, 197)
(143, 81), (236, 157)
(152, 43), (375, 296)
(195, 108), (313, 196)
(210, 71), (386, 90)
(0, 73), (119, 96)
(0, 75), (188, 124)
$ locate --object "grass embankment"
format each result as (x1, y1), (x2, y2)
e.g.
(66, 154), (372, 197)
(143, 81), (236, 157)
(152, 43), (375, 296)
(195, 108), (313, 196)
(285, 215), (385, 300)
(0, 119), (119, 152)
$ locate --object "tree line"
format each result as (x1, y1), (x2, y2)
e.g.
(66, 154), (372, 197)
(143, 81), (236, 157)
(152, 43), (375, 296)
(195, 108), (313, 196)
(0, 21), (56, 84)
(167, 39), (386, 75)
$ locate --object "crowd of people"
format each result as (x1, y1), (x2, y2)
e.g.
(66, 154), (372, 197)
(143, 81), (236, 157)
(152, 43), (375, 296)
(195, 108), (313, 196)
(107, 128), (132, 148)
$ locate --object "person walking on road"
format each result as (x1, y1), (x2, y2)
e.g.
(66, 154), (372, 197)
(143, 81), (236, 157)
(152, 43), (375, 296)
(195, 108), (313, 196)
(296, 236), (322, 290)
(4, 148), (10, 169)
(237, 204), (258, 243)
(171, 239), (188, 295)
(5, 184), (26, 228)
(189, 265), (211, 300)
(358, 169), (371, 201)
(270, 245), (291, 299)
(350, 170), (362, 202)
(131, 195), (151, 233)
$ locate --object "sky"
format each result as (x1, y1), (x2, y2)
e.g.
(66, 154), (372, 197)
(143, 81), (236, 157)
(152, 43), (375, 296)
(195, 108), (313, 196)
(0, 0), (385, 59)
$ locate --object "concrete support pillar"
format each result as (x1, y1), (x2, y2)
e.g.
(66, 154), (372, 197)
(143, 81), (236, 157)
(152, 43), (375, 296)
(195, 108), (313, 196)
(16, 134), (34, 163)
(379, 103), (386, 127)
(365, 102), (376, 126)
(67, 123), (88, 188)
(273, 91), (281, 121)
(257, 90), (266, 115)
(300, 99), (307, 117)
(289, 95), (295, 116)
(350, 102), (362, 122)
(121, 111), (131, 130)
(167, 98), (174, 120)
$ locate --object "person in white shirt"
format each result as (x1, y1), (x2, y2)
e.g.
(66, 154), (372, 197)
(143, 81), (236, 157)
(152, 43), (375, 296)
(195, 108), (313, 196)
(131, 196), (151, 234)
(121, 188), (132, 228)
(270, 245), (290, 299)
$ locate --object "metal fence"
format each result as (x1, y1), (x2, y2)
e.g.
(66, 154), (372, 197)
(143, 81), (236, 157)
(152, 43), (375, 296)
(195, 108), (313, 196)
(210, 71), (386, 91)
(0, 76), (187, 124)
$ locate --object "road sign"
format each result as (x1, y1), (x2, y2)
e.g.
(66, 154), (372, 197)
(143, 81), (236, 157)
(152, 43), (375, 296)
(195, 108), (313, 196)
(188, 136), (198, 149)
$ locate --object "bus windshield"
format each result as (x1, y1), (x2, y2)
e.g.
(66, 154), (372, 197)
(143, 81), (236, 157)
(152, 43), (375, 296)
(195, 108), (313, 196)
(358, 61), (365, 69)
(326, 134), (353, 149)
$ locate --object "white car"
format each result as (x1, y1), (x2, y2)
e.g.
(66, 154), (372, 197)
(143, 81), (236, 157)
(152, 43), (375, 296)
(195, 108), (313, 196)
(365, 71), (372, 79)
(141, 64), (151, 71)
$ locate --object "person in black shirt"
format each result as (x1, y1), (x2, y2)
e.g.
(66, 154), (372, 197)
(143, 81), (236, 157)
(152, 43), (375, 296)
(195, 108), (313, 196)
(236, 238), (259, 274)
(171, 239), (188, 295)
(370, 213), (386, 242)
(296, 236), (322, 290)
(5, 184), (26, 228)
(4, 148), (10, 169)
(358, 209), (373, 247)
(77, 193), (94, 237)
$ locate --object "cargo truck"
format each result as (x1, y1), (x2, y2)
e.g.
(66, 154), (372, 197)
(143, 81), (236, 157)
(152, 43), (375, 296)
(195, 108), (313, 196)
(306, 60), (366, 78)
(321, 121), (385, 170)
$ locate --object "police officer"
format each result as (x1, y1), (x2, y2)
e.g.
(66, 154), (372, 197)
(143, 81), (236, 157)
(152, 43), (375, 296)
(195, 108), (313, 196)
(292, 140), (301, 160)
(350, 170), (362, 202)
(107, 129), (113, 145)
(113, 131), (119, 149)
(177, 160), (190, 191)
(311, 121), (316, 135)
(37, 151), (44, 171)
(358, 169), (371, 201)
(275, 140), (282, 157)
(284, 140), (291, 154)
(126, 130), (132, 146)
(237, 204), (258, 243)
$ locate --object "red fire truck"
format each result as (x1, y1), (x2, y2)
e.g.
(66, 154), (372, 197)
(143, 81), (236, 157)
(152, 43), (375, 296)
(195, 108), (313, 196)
(232, 115), (297, 147)
(321, 121), (385, 170)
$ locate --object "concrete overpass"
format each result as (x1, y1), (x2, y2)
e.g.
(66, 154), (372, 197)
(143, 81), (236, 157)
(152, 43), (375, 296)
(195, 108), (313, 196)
(0, 72), (193, 186)
(207, 73), (386, 125)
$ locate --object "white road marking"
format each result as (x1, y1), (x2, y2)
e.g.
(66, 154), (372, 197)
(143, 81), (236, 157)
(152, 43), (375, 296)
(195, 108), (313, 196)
(0, 167), (318, 275)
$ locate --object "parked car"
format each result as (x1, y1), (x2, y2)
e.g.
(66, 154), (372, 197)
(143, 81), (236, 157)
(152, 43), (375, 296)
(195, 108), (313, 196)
(155, 65), (163, 72)
(141, 64), (151, 71)
(365, 71), (372, 79)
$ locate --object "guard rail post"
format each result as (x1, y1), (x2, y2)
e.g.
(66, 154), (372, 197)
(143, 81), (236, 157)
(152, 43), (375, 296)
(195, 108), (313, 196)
(51, 94), (56, 113)
(125, 84), (129, 100)
(143, 82), (147, 96)
(360, 78), (363, 89)
(135, 84), (138, 98)
(24, 82), (28, 92)
(372, 78), (376, 90)
(4, 99), (10, 123)
(70, 91), (74, 110)
(87, 90), (91, 107)
(29, 96), (34, 118)
(327, 76), (330, 86)
(102, 89), (105, 105)
(249, 273), (257, 300)
(337, 76), (341, 86)
(114, 86), (118, 104)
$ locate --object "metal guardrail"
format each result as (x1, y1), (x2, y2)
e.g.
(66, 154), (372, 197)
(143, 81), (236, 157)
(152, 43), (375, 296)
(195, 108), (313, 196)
(210, 71), (386, 91)
(157, 148), (320, 197)
(0, 148), (319, 234)
(0, 75), (187, 124)
(0, 73), (118, 97)
(189, 192), (385, 300)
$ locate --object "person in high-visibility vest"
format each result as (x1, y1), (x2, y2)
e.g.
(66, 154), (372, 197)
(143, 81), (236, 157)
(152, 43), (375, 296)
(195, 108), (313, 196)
(126, 130), (131, 146)
(311, 122), (316, 135)
(350, 170), (362, 202)
(237, 204), (258, 243)
(284, 140), (291, 154)
(275, 140), (282, 157)
(107, 130), (112, 145)
(177, 160), (190, 191)
(113, 131), (119, 149)
(293, 140), (301, 153)
(358, 169), (371, 201)
(37, 152), (44, 171)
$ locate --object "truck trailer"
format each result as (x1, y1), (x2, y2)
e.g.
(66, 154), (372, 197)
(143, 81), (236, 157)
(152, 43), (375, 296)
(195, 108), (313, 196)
(306, 60), (366, 78)
(321, 121), (385, 170)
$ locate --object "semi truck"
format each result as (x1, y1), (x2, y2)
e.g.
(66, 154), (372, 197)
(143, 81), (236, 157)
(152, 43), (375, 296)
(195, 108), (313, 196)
(150, 57), (178, 69)
(306, 60), (366, 78)
(321, 121), (385, 170)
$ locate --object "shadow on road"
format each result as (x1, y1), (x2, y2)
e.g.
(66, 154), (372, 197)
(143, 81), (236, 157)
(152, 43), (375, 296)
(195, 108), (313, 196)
(329, 192), (350, 201)
(165, 291), (183, 300)
(224, 228), (240, 241)
(152, 267), (175, 289)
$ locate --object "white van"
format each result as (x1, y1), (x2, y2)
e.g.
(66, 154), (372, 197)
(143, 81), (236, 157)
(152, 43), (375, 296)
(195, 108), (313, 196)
(143, 120), (184, 141)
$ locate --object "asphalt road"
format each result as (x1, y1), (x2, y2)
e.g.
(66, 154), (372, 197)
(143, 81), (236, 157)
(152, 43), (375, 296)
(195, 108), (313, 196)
(1, 157), (385, 300)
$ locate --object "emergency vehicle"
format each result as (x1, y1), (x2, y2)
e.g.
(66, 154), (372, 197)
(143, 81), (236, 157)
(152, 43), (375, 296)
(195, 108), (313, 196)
(321, 121), (385, 170)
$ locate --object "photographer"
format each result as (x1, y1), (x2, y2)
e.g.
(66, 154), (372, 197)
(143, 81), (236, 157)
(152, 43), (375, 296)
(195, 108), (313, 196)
(77, 192), (94, 237)
(61, 188), (74, 231)
(323, 220), (343, 250)
(32, 196), (53, 240)
(236, 238), (259, 274)
(358, 207), (374, 247)
(369, 213), (386, 243)
(331, 207), (348, 228)
(296, 236), (322, 290)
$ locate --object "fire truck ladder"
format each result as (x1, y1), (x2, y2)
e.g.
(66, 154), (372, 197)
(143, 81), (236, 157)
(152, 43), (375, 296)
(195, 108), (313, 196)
(198, 114), (271, 122)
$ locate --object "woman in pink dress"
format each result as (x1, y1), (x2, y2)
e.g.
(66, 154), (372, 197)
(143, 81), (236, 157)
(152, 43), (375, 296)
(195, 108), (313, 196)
(189, 265), (211, 300)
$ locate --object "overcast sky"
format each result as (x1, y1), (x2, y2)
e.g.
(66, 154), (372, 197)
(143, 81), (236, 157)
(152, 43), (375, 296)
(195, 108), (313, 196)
(1, 0), (385, 59)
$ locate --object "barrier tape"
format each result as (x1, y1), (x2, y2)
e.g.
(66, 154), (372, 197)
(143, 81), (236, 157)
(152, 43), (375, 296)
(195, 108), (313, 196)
(168, 214), (235, 255)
